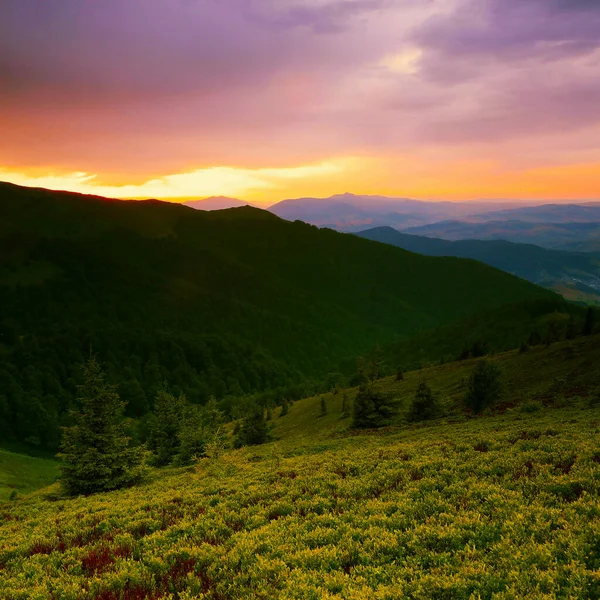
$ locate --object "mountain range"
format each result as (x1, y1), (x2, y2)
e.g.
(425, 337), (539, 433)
(266, 193), (542, 232)
(403, 220), (600, 252)
(0, 181), (572, 451)
(184, 194), (600, 245)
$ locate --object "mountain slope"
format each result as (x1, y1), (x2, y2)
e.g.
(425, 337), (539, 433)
(0, 182), (565, 450)
(2, 335), (600, 600)
(356, 226), (600, 303)
(471, 203), (600, 223)
(403, 219), (600, 251)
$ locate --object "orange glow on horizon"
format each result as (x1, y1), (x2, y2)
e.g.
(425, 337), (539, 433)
(2, 156), (600, 206)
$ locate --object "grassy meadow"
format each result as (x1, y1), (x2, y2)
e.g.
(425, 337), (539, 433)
(1, 336), (600, 599)
(0, 449), (59, 503)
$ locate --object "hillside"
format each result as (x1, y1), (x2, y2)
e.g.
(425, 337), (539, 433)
(356, 226), (600, 303)
(403, 219), (600, 251)
(0, 182), (569, 452)
(471, 203), (600, 224)
(2, 335), (600, 599)
(0, 449), (59, 502)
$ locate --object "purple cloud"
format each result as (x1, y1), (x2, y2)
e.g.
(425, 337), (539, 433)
(381, 0), (600, 147)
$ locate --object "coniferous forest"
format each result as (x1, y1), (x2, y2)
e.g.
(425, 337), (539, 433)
(2, 182), (587, 453)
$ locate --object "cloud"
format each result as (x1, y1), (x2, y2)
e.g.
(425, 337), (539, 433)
(1, 0), (599, 196)
(0, 159), (352, 201)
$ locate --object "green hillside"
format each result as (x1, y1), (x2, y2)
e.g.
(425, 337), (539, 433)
(0, 182), (568, 452)
(356, 226), (600, 304)
(2, 335), (599, 599)
(0, 449), (59, 502)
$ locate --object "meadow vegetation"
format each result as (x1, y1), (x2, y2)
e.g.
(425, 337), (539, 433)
(2, 335), (600, 599)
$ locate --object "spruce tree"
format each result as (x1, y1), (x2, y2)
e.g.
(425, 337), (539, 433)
(583, 307), (595, 336)
(341, 392), (350, 418)
(234, 406), (270, 448)
(59, 357), (144, 496)
(465, 360), (502, 414)
(280, 399), (289, 417)
(176, 397), (226, 465)
(320, 396), (328, 416)
(352, 383), (397, 428)
(148, 388), (185, 466)
(409, 381), (440, 422)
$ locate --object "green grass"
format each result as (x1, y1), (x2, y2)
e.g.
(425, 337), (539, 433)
(2, 405), (600, 599)
(273, 335), (600, 445)
(0, 449), (59, 502)
(0, 337), (599, 599)
(1, 336), (599, 599)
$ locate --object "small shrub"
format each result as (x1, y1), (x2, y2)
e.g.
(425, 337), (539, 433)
(520, 400), (542, 414)
(473, 440), (490, 452)
(554, 453), (577, 475)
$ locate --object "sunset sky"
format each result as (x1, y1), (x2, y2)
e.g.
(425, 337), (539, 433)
(1, 0), (600, 205)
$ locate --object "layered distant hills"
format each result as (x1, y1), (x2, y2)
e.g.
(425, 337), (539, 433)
(403, 220), (600, 252)
(0, 181), (572, 451)
(356, 226), (600, 304)
(266, 193), (533, 232)
(183, 193), (600, 250)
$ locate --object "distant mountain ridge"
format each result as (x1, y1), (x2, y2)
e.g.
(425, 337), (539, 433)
(0, 181), (568, 451)
(355, 226), (600, 304)
(403, 220), (600, 252)
(468, 203), (600, 224)
(267, 193), (541, 232)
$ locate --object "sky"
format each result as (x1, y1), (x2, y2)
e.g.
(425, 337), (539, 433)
(1, 0), (600, 205)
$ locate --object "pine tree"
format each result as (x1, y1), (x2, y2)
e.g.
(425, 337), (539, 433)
(352, 383), (397, 428)
(409, 381), (440, 422)
(465, 360), (502, 414)
(234, 406), (271, 448)
(320, 396), (328, 416)
(566, 316), (577, 340)
(148, 387), (185, 466)
(341, 391), (350, 418)
(175, 405), (205, 465)
(176, 397), (226, 465)
(279, 399), (289, 417)
(59, 357), (144, 496)
(583, 307), (595, 336)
